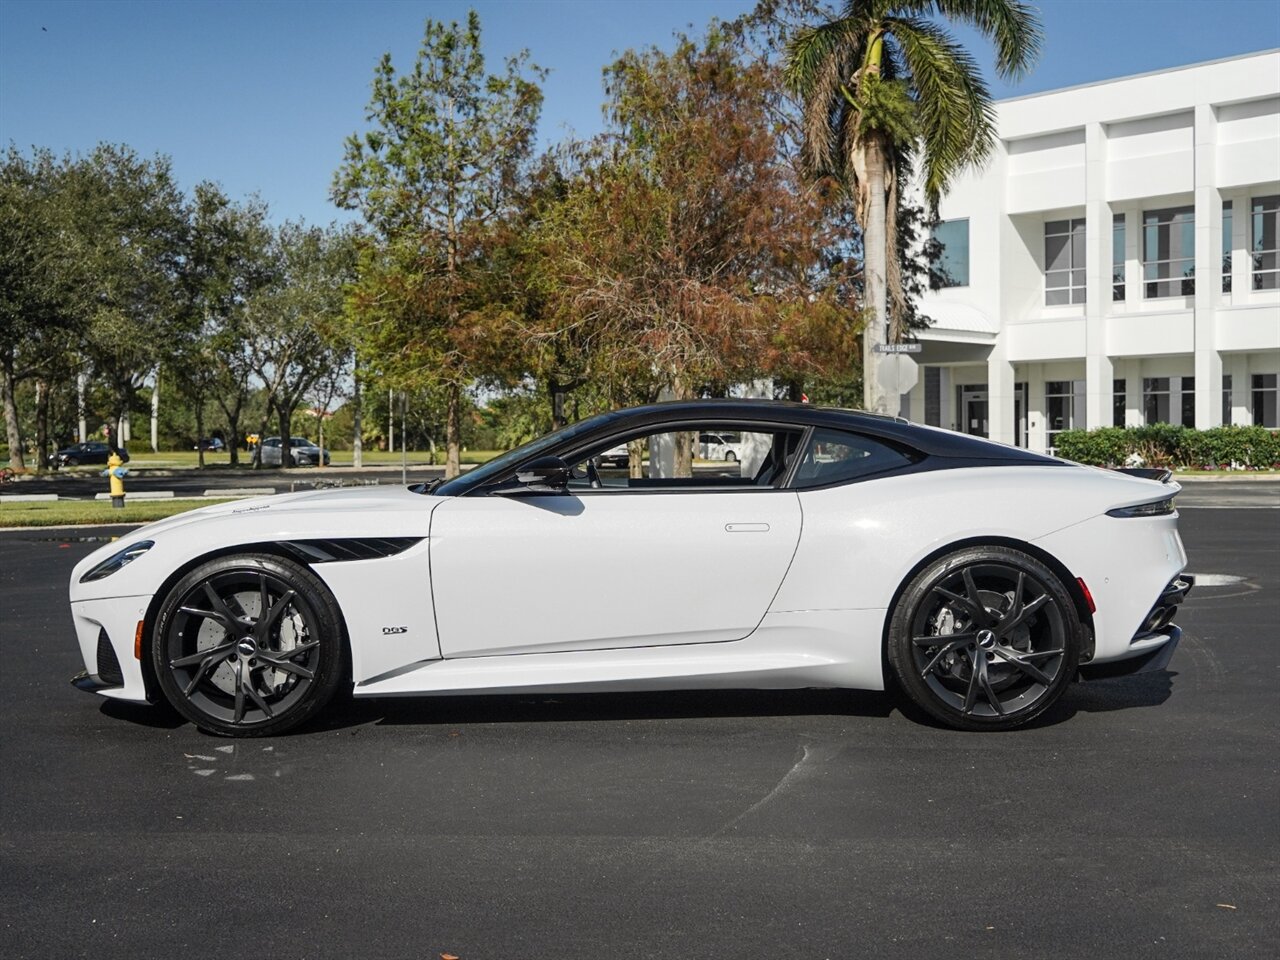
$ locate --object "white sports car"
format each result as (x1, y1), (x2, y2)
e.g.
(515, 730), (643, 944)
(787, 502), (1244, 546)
(69, 401), (1191, 736)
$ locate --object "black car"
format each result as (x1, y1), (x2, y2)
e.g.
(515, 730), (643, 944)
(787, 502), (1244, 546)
(48, 441), (112, 468)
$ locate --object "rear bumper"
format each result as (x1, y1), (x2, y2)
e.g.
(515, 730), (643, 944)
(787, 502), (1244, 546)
(1078, 625), (1181, 680)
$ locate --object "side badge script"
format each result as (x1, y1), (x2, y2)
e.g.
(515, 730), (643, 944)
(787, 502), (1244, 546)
(382, 626), (408, 635)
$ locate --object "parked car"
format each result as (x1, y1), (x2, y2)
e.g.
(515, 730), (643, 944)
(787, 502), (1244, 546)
(47, 441), (112, 469)
(598, 443), (630, 468)
(255, 436), (330, 467)
(69, 400), (1190, 737)
(193, 437), (225, 452)
(699, 431), (746, 462)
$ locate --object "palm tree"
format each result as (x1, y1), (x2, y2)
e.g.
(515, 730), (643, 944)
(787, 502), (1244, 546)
(786, 1), (1042, 414)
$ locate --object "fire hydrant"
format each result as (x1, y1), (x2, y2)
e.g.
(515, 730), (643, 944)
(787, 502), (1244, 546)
(103, 452), (127, 509)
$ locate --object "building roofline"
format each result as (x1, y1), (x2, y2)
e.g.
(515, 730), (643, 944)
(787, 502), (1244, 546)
(996, 47), (1280, 105)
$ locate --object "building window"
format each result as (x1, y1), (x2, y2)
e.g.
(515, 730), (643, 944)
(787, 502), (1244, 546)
(1143, 206), (1195, 298)
(1222, 374), (1232, 425)
(934, 219), (969, 287)
(1045, 218), (1085, 305)
(1045, 380), (1083, 452)
(1142, 376), (1196, 425)
(1113, 378), (1126, 427)
(1143, 377), (1171, 424)
(1223, 200), (1233, 293)
(1180, 376), (1195, 427)
(1252, 196), (1279, 290)
(1253, 374), (1278, 427)
(1112, 214), (1125, 301)
(924, 367), (941, 427)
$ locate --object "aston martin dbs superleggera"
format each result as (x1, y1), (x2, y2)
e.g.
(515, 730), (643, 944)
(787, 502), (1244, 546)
(69, 401), (1191, 736)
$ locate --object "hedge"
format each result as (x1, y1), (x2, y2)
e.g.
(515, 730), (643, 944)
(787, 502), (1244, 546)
(1053, 424), (1280, 470)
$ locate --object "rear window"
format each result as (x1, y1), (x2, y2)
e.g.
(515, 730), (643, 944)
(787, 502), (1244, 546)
(791, 428), (917, 488)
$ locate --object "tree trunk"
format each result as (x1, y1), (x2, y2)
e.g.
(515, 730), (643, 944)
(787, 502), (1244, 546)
(550, 378), (567, 430)
(226, 409), (241, 466)
(671, 378), (694, 478)
(150, 372), (159, 453)
(352, 373), (363, 469)
(862, 139), (891, 416)
(2, 349), (27, 471)
(35, 379), (49, 473)
(445, 383), (461, 479)
(195, 403), (206, 469)
(278, 405), (293, 467)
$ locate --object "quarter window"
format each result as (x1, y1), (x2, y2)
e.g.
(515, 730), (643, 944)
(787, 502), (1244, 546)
(1252, 196), (1279, 290)
(1142, 206), (1195, 298)
(791, 428), (916, 488)
(1045, 218), (1086, 305)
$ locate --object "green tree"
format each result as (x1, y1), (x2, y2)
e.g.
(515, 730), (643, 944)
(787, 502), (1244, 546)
(67, 145), (191, 434)
(333, 11), (544, 478)
(246, 222), (356, 465)
(182, 183), (275, 465)
(785, 0), (1041, 413)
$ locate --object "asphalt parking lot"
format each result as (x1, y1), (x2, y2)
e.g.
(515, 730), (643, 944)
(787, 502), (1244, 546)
(1, 492), (1276, 959)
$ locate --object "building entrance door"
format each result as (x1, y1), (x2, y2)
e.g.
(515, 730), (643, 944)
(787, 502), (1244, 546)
(959, 386), (988, 438)
(1015, 382), (1028, 447)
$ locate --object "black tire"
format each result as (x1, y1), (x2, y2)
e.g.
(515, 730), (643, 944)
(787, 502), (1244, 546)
(724, 451), (737, 463)
(152, 553), (347, 737)
(886, 546), (1081, 731)
(64, 457), (79, 467)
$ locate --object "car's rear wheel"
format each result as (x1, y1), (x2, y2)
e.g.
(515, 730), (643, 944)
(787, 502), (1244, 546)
(64, 457), (79, 467)
(887, 546), (1081, 731)
(152, 554), (346, 737)
(724, 451), (737, 463)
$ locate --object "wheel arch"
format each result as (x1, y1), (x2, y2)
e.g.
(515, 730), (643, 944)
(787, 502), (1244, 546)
(139, 542), (352, 703)
(879, 535), (1096, 673)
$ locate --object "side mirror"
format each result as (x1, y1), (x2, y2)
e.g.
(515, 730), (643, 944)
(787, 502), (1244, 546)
(513, 456), (571, 493)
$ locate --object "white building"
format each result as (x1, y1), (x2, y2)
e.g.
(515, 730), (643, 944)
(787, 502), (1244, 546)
(907, 49), (1280, 453)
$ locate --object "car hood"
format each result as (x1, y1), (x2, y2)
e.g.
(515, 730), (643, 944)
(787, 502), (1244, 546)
(72, 485), (440, 600)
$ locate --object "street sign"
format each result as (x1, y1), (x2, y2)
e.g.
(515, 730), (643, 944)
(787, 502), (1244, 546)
(876, 353), (919, 396)
(873, 342), (922, 354)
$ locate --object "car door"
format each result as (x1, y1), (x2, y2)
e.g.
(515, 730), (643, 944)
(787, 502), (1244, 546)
(429, 488), (801, 657)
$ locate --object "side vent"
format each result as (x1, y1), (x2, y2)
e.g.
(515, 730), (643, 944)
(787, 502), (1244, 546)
(282, 538), (423, 563)
(96, 628), (124, 685)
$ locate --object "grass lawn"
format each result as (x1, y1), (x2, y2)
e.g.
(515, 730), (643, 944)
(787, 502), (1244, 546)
(0, 498), (235, 528)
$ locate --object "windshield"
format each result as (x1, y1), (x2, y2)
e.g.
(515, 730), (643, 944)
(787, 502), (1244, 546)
(433, 410), (622, 496)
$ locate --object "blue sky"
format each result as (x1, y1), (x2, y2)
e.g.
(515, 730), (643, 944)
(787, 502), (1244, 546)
(2, 0), (1277, 226)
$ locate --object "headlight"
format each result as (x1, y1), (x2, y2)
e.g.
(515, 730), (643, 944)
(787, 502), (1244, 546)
(79, 540), (155, 583)
(1106, 497), (1175, 518)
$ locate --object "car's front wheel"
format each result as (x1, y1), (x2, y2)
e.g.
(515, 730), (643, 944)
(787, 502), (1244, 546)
(724, 450), (737, 463)
(152, 554), (347, 737)
(886, 546), (1081, 731)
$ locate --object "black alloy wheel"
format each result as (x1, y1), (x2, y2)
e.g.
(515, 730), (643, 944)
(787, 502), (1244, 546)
(887, 546), (1082, 731)
(153, 554), (346, 737)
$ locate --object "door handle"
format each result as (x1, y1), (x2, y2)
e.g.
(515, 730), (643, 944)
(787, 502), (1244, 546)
(725, 523), (770, 533)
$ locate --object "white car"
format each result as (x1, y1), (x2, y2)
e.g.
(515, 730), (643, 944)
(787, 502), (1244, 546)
(699, 431), (746, 462)
(68, 401), (1191, 737)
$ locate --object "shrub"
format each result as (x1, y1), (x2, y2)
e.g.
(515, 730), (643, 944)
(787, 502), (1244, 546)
(1053, 424), (1280, 469)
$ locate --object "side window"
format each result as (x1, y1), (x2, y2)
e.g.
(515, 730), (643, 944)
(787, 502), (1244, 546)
(566, 425), (802, 491)
(792, 428), (916, 488)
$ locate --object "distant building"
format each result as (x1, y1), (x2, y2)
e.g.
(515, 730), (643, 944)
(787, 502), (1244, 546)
(907, 49), (1280, 453)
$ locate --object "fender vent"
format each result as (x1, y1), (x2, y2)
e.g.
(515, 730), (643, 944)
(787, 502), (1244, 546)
(282, 538), (422, 563)
(96, 628), (123, 685)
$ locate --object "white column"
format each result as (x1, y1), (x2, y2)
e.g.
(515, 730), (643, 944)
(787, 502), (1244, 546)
(1228, 354), (1251, 425)
(1084, 122), (1113, 428)
(1193, 103), (1223, 428)
(1123, 207), (1141, 310)
(1229, 189), (1250, 299)
(987, 352), (1016, 446)
(1026, 363), (1047, 453)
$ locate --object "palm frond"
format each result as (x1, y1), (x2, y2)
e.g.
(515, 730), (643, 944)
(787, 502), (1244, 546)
(786, 18), (867, 179)
(893, 0), (1043, 79)
(885, 15), (996, 206)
